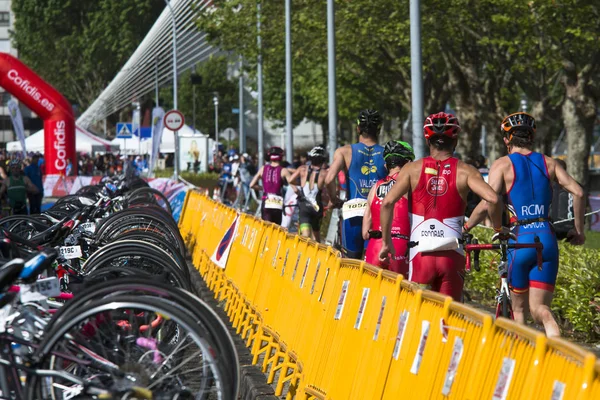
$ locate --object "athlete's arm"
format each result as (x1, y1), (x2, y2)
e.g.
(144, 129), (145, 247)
(552, 158), (585, 245)
(466, 162), (502, 230)
(249, 166), (264, 190)
(362, 185), (376, 240)
(325, 147), (346, 204)
(287, 166), (303, 187)
(379, 164), (412, 261)
(24, 176), (39, 194)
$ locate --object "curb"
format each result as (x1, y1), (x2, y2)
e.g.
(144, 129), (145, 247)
(188, 261), (279, 400)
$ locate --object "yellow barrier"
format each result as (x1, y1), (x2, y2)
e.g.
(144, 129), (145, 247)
(180, 194), (599, 400)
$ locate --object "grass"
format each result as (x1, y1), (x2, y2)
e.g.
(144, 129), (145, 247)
(583, 230), (600, 250)
(154, 168), (220, 189)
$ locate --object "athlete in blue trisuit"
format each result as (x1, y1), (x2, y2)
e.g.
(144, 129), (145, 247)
(326, 109), (386, 259)
(467, 112), (585, 337)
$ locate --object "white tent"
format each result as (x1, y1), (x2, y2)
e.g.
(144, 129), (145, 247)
(110, 124), (201, 154)
(7, 126), (112, 154)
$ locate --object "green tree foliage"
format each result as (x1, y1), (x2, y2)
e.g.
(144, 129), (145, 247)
(197, 0), (598, 181)
(158, 55), (238, 139)
(11, 0), (165, 110)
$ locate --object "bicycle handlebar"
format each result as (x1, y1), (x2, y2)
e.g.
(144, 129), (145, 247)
(464, 236), (543, 273)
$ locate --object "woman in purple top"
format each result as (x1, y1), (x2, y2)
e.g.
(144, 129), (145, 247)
(250, 147), (295, 225)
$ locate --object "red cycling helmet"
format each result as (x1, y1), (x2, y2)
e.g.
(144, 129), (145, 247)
(423, 112), (461, 140)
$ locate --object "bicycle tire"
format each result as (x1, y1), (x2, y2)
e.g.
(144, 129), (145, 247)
(28, 295), (237, 400)
(96, 216), (185, 255)
(111, 231), (187, 274)
(81, 240), (189, 290)
(43, 277), (239, 395)
(127, 187), (173, 215)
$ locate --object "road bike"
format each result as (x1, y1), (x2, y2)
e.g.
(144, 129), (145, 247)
(464, 232), (543, 319)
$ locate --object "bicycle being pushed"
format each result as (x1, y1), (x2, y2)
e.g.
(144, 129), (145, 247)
(464, 231), (543, 319)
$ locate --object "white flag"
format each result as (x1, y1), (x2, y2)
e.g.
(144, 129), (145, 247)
(150, 107), (165, 176)
(132, 108), (141, 138)
(7, 99), (26, 157)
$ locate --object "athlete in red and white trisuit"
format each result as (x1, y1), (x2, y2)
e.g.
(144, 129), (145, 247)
(378, 112), (504, 301)
(363, 140), (414, 275)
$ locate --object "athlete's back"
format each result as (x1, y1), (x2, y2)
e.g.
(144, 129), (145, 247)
(346, 142), (386, 200)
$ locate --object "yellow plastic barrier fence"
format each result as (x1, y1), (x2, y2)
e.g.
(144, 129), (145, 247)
(178, 192), (599, 400)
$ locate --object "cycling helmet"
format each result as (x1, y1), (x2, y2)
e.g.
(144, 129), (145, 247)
(501, 112), (536, 136)
(423, 112), (461, 139)
(384, 140), (415, 162)
(357, 109), (382, 135)
(268, 146), (284, 161)
(9, 159), (20, 168)
(308, 146), (326, 161)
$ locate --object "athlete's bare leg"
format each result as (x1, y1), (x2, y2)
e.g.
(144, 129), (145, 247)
(299, 225), (312, 239)
(529, 288), (560, 338)
(510, 290), (529, 325)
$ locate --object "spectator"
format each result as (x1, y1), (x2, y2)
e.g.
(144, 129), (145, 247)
(0, 160), (38, 215)
(24, 153), (44, 214)
(550, 158), (577, 241)
(66, 159), (74, 176)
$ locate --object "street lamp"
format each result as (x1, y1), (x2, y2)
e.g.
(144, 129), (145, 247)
(213, 94), (219, 163)
(164, 0), (179, 179)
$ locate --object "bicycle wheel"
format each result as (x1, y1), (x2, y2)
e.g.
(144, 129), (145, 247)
(81, 240), (189, 290)
(43, 278), (239, 394)
(126, 187), (173, 215)
(111, 231), (187, 274)
(28, 295), (236, 400)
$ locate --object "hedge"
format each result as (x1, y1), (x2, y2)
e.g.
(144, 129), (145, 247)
(464, 227), (600, 341)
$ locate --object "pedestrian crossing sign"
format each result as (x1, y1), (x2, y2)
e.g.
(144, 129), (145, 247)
(116, 123), (133, 139)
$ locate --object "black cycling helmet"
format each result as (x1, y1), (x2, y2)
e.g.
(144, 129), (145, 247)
(307, 146), (327, 163)
(383, 140), (414, 168)
(268, 146), (284, 161)
(357, 109), (382, 136)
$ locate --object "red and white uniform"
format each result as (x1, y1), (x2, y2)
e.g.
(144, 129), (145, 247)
(364, 173), (410, 275)
(409, 157), (465, 300)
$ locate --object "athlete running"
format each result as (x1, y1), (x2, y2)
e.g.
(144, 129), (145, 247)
(290, 146), (328, 241)
(467, 112), (584, 337)
(249, 147), (295, 225)
(363, 140), (414, 275)
(379, 112), (503, 301)
(325, 109), (387, 258)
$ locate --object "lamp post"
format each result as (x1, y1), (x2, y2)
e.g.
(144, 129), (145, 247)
(164, 0), (179, 179)
(213, 94), (219, 164)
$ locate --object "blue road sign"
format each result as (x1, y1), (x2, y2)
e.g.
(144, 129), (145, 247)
(116, 123), (133, 139)
(232, 108), (240, 114)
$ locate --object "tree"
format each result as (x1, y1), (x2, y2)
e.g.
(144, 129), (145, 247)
(158, 55), (238, 140)
(11, 0), (165, 110)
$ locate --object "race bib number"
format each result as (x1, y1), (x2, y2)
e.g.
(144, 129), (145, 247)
(59, 245), (82, 259)
(342, 198), (367, 220)
(78, 222), (96, 234)
(264, 194), (284, 210)
(20, 277), (61, 302)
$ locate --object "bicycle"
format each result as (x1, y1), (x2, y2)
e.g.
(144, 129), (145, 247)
(464, 232), (543, 319)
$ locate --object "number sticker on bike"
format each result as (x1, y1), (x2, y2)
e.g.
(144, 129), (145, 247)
(20, 277), (61, 302)
(78, 222), (96, 234)
(59, 245), (82, 259)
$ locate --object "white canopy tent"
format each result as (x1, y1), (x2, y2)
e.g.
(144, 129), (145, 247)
(110, 124), (201, 154)
(6, 126), (112, 154)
